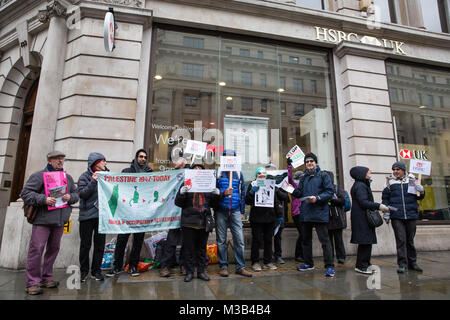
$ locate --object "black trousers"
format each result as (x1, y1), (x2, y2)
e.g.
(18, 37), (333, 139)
(273, 225), (284, 259)
(79, 218), (106, 275)
(182, 227), (208, 275)
(160, 228), (185, 269)
(250, 222), (275, 265)
(356, 244), (372, 270)
(302, 222), (334, 268)
(391, 219), (417, 267)
(113, 232), (145, 269)
(328, 229), (346, 261)
(292, 215), (304, 260)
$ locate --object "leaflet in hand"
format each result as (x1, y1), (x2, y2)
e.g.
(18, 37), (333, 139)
(280, 181), (295, 194)
(43, 171), (69, 211)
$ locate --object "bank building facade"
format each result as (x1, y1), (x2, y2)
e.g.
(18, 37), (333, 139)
(0, 0), (449, 269)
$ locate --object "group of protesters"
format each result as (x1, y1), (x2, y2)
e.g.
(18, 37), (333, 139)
(21, 148), (425, 295)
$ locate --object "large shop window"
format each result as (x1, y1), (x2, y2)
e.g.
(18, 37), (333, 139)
(387, 62), (450, 221)
(148, 27), (338, 222)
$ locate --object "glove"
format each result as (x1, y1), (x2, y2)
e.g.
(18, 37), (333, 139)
(278, 217), (284, 225)
(287, 157), (292, 165)
(180, 186), (189, 194)
(379, 204), (390, 213)
(415, 184), (424, 193)
(211, 188), (220, 195)
(249, 185), (260, 195)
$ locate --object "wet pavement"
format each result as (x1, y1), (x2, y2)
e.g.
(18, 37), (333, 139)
(1, 250), (450, 300)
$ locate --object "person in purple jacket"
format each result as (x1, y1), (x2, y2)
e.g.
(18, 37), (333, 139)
(287, 157), (304, 262)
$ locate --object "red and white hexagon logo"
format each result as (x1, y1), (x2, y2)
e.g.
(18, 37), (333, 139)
(399, 149), (412, 159)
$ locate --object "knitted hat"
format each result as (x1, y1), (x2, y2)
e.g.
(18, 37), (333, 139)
(255, 167), (266, 177)
(392, 161), (406, 172)
(304, 152), (318, 164)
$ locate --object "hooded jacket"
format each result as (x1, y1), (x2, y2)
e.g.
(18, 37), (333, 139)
(292, 165), (334, 223)
(216, 149), (246, 214)
(21, 166), (78, 226)
(381, 173), (425, 220)
(349, 166), (380, 244)
(77, 152), (108, 221)
(325, 171), (347, 230)
(122, 149), (153, 173)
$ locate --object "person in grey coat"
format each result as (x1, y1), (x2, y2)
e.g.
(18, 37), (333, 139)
(77, 152), (109, 282)
(21, 150), (79, 295)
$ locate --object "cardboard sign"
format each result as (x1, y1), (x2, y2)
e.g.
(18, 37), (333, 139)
(409, 159), (431, 176)
(184, 169), (217, 193)
(185, 140), (207, 157)
(219, 156), (242, 172)
(286, 145), (305, 168)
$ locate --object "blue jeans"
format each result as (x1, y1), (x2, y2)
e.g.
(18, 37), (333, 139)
(215, 209), (246, 270)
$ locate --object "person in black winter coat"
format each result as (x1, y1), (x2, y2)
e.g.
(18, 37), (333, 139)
(175, 163), (221, 282)
(77, 152), (109, 281)
(245, 167), (283, 272)
(350, 166), (390, 274)
(106, 149), (153, 278)
(324, 171), (347, 264)
(382, 161), (425, 273)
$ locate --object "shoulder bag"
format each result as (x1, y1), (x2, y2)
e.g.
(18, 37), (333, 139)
(366, 209), (383, 228)
(23, 203), (38, 224)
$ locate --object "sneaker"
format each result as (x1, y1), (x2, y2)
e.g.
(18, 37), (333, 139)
(39, 280), (59, 288)
(297, 264), (314, 271)
(159, 267), (170, 277)
(355, 267), (372, 275)
(92, 272), (105, 281)
(236, 268), (252, 277)
(252, 263), (262, 272)
(80, 272), (89, 282)
(219, 268), (229, 277)
(275, 257), (285, 264)
(408, 264), (423, 273)
(397, 266), (407, 274)
(25, 285), (43, 295)
(105, 268), (121, 278)
(130, 266), (140, 277)
(325, 267), (335, 277)
(262, 263), (277, 270)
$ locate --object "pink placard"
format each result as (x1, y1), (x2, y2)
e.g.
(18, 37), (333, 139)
(43, 171), (69, 211)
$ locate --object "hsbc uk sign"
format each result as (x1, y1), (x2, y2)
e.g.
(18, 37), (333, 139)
(399, 149), (428, 161)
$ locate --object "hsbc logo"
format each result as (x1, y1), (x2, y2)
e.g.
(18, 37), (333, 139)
(400, 149), (411, 159)
(399, 149), (428, 160)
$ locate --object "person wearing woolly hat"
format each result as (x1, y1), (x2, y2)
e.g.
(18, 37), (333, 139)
(382, 161), (425, 274)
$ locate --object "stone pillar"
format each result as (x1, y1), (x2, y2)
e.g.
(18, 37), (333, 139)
(24, 0), (68, 180)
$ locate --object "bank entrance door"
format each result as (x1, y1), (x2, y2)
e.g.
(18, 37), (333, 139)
(10, 79), (39, 203)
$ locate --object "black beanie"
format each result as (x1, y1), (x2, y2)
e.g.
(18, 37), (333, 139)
(304, 152), (318, 164)
(392, 161), (406, 172)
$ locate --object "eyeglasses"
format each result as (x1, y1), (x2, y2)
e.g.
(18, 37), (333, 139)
(305, 160), (315, 164)
(138, 156), (147, 159)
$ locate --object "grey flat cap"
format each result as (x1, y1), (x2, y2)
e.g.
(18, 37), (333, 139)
(47, 150), (66, 159)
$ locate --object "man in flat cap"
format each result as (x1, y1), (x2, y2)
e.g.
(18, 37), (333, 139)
(21, 150), (79, 295)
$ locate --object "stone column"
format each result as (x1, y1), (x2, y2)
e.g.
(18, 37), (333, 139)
(24, 0), (68, 180)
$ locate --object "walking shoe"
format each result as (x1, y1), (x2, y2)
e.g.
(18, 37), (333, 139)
(252, 263), (262, 272)
(297, 264), (314, 271)
(275, 257), (285, 264)
(80, 272), (89, 282)
(325, 267), (335, 277)
(105, 268), (121, 278)
(197, 272), (210, 281)
(40, 280), (59, 288)
(236, 268), (252, 277)
(219, 268), (229, 277)
(355, 267), (372, 275)
(408, 264), (423, 273)
(130, 266), (140, 277)
(262, 263), (277, 270)
(397, 266), (407, 274)
(92, 272), (105, 281)
(159, 267), (171, 277)
(26, 285), (43, 295)
(184, 273), (194, 282)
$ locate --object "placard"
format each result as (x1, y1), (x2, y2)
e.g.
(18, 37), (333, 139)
(184, 169), (217, 193)
(185, 140), (207, 157)
(409, 159), (431, 176)
(43, 171), (68, 211)
(219, 156), (242, 172)
(252, 179), (275, 207)
(286, 145), (305, 168)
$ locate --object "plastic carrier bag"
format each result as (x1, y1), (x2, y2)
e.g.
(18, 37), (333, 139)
(101, 238), (116, 270)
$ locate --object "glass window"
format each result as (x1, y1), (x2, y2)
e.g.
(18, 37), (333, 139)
(258, 50), (263, 59)
(387, 61), (450, 221)
(311, 80), (317, 94)
(295, 0), (324, 10)
(225, 46), (232, 54)
(420, 0), (449, 33)
(373, 0), (397, 23)
(289, 56), (299, 64)
(240, 48), (250, 57)
(183, 36), (204, 49)
(305, 58), (312, 65)
(150, 28), (338, 222)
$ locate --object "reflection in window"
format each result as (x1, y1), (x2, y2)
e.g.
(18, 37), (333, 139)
(261, 99), (268, 113)
(241, 72), (252, 86)
(240, 48), (250, 57)
(183, 37), (204, 49)
(226, 99), (233, 110)
(258, 50), (263, 59)
(241, 97), (253, 111)
(226, 70), (233, 84)
(420, 0), (448, 33)
(294, 79), (304, 92)
(311, 80), (317, 93)
(281, 102), (286, 115)
(182, 63), (203, 79)
(305, 58), (312, 65)
(295, 0), (324, 10)
(373, 0), (397, 23)
(294, 103), (305, 116)
(289, 56), (299, 64)
(260, 73), (267, 88)
(184, 96), (198, 106)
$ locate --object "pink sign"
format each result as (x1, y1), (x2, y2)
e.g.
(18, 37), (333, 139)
(43, 171), (69, 211)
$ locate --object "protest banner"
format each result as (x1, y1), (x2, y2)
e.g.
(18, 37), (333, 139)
(286, 145), (305, 168)
(184, 169), (216, 193)
(43, 171), (68, 211)
(97, 169), (185, 234)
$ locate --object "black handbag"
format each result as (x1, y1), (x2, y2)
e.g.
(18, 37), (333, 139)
(366, 209), (383, 228)
(205, 214), (215, 233)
